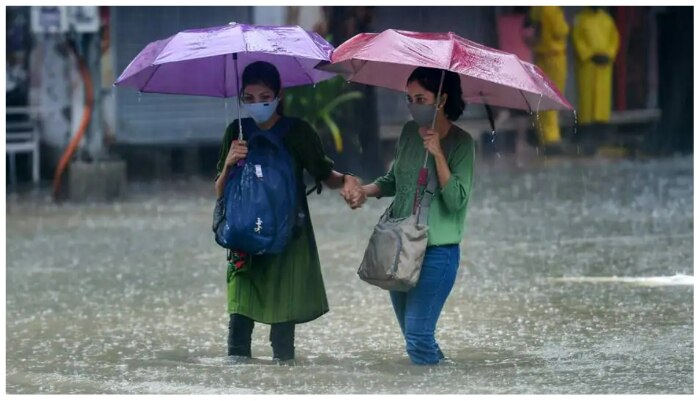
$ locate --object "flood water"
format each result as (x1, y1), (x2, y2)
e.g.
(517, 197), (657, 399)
(5, 156), (693, 394)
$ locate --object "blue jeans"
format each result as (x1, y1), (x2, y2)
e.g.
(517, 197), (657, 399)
(390, 244), (460, 365)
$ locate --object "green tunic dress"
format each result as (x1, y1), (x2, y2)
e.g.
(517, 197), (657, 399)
(216, 117), (333, 324)
(373, 121), (476, 246)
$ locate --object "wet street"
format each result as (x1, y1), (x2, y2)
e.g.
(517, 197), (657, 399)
(5, 156), (694, 394)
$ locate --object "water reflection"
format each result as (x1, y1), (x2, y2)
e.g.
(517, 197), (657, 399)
(6, 156), (693, 394)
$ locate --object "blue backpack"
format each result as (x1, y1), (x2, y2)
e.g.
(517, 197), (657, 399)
(213, 117), (298, 255)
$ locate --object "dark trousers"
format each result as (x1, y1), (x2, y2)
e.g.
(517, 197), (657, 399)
(228, 313), (295, 360)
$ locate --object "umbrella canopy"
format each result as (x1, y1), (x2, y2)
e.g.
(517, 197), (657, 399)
(114, 22), (336, 97)
(320, 29), (573, 111)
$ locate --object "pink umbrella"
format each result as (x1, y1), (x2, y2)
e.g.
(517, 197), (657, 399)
(320, 29), (573, 112)
(321, 29), (573, 213)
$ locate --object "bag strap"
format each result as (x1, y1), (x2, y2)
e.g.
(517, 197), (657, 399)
(386, 159), (437, 223)
(415, 159), (438, 226)
(415, 126), (460, 226)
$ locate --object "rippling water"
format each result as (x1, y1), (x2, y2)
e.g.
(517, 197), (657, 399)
(6, 156), (693, 394)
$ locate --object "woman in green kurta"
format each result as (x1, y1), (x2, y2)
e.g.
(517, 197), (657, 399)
(348, 67), (475, 365)
(214, 61), (362, 361)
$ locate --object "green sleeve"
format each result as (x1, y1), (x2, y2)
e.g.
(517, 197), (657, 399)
(439, 136), (475, 212)
(374, 161), (397, 197)
(295, 120), (334, 181)
(216, 121), (238, 177)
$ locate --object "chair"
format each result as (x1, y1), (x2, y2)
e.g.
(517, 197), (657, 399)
(6, 107), (40, 187)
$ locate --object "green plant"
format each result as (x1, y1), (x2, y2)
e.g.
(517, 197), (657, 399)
(284, 75), (363, 153)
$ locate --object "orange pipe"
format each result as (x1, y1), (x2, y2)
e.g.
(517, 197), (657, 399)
(52, 44), (93, 200)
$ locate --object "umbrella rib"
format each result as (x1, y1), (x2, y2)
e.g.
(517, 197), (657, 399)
(348, 59), (371, 83)
(300, 27), (325, 60)
(293, 56), (316, 87)
(141, 64), (162, 93)
(519, 90), (533, 114)
(243, 25), (249, 53)
(448, 33), (457, 71)
(223, 54), (228, 97)
(517, 58), (546, 96)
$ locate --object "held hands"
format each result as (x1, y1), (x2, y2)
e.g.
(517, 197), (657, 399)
(225, 140), (248, 168)
(340, 175), (367, 210)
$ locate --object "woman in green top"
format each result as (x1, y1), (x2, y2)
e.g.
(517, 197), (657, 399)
(348, 67), (476, 365)
(215, 61), (362, 362)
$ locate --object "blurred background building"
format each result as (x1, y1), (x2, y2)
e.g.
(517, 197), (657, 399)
(5, 6), (694, 191)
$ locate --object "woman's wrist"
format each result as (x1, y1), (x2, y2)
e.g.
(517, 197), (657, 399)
(215, 168), (228, 197)
(363, 184), (381, 198)
(343, 173), (360, 186)
(324, 171), (346, 189)
(434, 150), (447, 165)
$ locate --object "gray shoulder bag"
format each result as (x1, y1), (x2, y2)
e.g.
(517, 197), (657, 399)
(357, 159), (438, 292)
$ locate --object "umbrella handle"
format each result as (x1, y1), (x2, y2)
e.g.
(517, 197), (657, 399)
(415, 70), (445, 213)
(233, 53), (245, 167)
(422, 69), (446, 168)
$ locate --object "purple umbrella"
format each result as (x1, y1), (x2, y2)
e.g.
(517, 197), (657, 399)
(114, 22), (336, 139)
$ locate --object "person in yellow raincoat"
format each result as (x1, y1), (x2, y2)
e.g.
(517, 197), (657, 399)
(530, 6), (569, 154)
(573, 6), (620, 125)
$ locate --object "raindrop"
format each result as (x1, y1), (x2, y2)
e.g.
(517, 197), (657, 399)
(534, 95), (543, 153)
(137, 92), (142, 103)
(573, 109), (580, 155)
(224, 99), (229, 127)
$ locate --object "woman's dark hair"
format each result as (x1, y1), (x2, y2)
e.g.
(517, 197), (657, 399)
(407, 67), (465, 121)
(241, 61), (284, 114)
